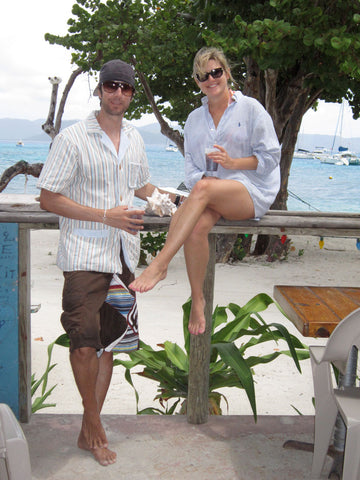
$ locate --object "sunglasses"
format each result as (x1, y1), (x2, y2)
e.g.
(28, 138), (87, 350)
(196, 67), (224, 83)
(102, 81), (135, 96)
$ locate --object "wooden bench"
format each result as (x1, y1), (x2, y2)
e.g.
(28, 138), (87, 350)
(1, 195), (360, 422)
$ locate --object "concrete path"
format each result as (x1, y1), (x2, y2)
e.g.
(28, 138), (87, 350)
(21, 414), (333, 479)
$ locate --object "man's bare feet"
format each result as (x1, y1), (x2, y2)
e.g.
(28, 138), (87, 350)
(188, 299), (206, 335)
(78, 430), (117, 466)
(129, 262), (167, 293)
(81, 410), (108, 450)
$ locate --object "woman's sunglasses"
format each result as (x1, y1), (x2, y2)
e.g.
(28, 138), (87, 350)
(196, 67), (224, 83)
(102, 81), (135, 97)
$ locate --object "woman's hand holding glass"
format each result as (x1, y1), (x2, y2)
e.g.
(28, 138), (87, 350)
(207, 144), (235, 170)
(208, 145), (258, 171)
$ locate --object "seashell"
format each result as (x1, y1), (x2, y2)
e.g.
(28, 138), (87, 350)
(145, 188), (177, 217)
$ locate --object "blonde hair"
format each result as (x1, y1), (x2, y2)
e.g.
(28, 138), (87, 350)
(193, 47), (235, 85)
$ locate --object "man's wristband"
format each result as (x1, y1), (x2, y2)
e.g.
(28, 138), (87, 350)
(174, 195), (181, 206)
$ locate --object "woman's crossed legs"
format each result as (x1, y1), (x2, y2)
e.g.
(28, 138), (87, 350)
(130, 178), (255, 334)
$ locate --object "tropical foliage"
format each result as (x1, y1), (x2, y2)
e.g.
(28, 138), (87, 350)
(44, 0), (360, 210)
(31, 341), (57, 413)
(41, 292), (310, 417)
(3, 2), (360, 209)
(113, 293), (309, 418)
(139, 231), (167, 265)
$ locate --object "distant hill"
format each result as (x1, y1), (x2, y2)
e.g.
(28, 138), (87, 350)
(0, 118), (167, 145)
(135, 122), (167, 145)
(297, 133), (360, 153)
(0, 118), (75, 142)
(1, 117), (360, 152)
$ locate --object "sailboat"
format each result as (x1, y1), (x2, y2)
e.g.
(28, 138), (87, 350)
(165, 140), (178, 152)
(320, 102), (360, 166)
(328, 148), (360, 166)
(293, 148), (313, 159)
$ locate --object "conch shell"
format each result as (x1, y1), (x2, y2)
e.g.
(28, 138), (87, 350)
(145, 188), (177, 217)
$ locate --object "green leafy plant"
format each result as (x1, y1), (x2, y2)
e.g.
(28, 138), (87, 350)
(31, 341), (57, 413)
(114, 293), (309, 419)
(229, 236), (248, 262)
(139, 231), (167, 265)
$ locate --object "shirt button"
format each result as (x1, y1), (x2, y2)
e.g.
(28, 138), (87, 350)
(120, 196), (123, 201)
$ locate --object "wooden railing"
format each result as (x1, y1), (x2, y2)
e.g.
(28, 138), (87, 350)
(1, 195), (360, 422)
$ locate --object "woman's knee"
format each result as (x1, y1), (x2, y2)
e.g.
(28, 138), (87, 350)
(191, 178), (214, 200)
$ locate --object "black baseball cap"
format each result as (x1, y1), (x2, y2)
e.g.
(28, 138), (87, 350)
(93, 59), (135, 96)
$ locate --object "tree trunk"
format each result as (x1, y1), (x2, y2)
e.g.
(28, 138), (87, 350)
(216, 234), (238, 263)
(252, 234), (269, 256)
(273, 89), (313, 210)
(265, 234), (291, 262)
(42, 78), (61, 139)
(42, 68), (83, 141)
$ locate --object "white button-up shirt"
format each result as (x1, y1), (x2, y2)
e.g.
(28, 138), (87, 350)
(184, 91), (281, 218)
(37, 111), (150, 273)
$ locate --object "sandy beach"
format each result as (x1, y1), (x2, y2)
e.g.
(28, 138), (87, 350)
(30, 229), (360, 417)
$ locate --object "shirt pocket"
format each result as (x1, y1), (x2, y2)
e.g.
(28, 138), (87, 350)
(127, 161), (141, 189)
(73, 228), (110, 238)
(225, 125), (251, 157)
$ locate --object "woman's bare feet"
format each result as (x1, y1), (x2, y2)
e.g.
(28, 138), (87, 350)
(188, 298), (206, 335)
(129, 262), (167, 293)
(78, 430), (116, 466)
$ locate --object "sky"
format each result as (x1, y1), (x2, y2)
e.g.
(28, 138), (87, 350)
(1, 0), (360, 135)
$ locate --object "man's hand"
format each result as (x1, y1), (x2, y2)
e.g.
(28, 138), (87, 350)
(105, 206), (145, 235)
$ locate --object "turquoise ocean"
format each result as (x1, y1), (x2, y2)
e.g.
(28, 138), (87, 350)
(1, 141), (359, 213)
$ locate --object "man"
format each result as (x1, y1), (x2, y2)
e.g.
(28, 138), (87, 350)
(38, 59), (179, 466)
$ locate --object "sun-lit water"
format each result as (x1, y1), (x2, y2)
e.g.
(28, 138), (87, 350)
(1, 141), (359, 212)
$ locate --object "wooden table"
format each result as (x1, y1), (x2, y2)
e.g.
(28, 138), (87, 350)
(273, 285), (360, 478)
(273, 286), (360, 338)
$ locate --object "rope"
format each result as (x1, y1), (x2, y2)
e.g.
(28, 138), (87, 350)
(288, 189), (321, 211)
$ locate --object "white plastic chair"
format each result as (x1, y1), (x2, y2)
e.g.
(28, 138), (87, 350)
(0, 404), (31, 480)
(310, 307), (360, 479)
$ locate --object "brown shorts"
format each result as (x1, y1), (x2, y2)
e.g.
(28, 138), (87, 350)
(61, 259), (135, 353)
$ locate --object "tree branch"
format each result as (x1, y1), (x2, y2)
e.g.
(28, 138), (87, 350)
(42, 77), (62, 139)
(0, 161), (43, 193)
(55, 67), (83, 135)
(135, 68), (184, 155)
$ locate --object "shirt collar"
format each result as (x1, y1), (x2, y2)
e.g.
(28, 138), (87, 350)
(85, 111), (103, 135)
(85, 110), (132, 135)
(201, 90), (240, 108)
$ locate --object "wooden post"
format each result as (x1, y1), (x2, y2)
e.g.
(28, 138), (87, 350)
(187, 233), (216, 424)
(18, 225), (31, 422)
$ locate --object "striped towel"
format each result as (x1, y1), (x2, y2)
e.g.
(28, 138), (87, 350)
(104, 273), (139, 353)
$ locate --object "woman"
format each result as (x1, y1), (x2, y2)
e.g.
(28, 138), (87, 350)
(130, 47), (281, 335)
